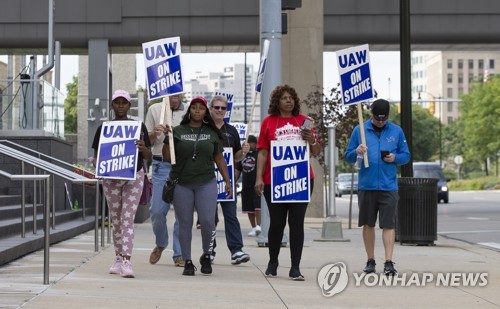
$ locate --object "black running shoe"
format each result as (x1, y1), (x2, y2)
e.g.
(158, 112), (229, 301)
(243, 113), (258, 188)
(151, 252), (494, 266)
(265, 260), (278, 277)
(199, 254), (212, 275)
(383, 260), (397, 276)
(289, 266), (305, 281)
(363, 258), (376, 273)
(182, 260), (196, 276)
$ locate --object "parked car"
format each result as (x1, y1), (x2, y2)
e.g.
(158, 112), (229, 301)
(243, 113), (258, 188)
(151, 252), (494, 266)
(336, 173), (358, 195)
(413, 162), (449, 203)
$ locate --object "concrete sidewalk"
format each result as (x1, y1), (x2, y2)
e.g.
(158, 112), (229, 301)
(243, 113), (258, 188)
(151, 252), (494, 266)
(1, 206), (499, 308)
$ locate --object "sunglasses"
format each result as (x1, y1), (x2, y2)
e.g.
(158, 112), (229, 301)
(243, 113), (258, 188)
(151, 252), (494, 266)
(373, 114), (388, 121)
(212, 106), (227, 110)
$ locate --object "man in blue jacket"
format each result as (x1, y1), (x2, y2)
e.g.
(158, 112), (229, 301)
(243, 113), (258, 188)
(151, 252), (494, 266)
(345, 99), (411, 276)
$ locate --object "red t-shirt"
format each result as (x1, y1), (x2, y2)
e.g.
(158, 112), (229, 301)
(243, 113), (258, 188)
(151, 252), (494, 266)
(257, 114), (317, 185)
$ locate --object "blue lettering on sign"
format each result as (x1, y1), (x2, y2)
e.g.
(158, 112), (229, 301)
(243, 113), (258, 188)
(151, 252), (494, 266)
(144, 42), (178, 61)
(340, 63), (372, 104)
(338, 50), (367, 68)
(272, 145), (307, 161)
(102, 125), (139, 139)
(147, 56), (183, 98)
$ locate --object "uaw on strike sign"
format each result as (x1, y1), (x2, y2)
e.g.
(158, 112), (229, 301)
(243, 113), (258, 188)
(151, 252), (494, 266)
(337, 44), (374, 105)
(271, 140), (311, 203)
(95, 121), (141, 180)
(142, 36), (184, 100)
(214, 148), (235, 202)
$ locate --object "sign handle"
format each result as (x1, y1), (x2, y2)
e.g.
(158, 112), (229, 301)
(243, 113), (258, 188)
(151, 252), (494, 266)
(244, 92), (260, 143)
(160, 97), (176, 165)
(357, 103), (369, 168)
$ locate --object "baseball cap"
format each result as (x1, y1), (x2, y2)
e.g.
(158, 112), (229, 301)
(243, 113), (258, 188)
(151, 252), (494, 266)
(112, 89), (131, 102)
(190, 96), (208, 107)
(247, 135), (258, 143)
(371, 99), (390, 121)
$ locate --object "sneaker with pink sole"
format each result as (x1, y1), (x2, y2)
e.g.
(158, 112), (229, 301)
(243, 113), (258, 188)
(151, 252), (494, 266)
(109, 256), (123, 274)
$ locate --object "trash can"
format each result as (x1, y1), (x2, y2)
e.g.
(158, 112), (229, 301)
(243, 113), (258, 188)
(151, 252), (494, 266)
(397, 177), (438, 245)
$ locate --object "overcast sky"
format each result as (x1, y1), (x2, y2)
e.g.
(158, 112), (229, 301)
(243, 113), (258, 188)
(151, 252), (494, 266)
(1, 51), (401, 100)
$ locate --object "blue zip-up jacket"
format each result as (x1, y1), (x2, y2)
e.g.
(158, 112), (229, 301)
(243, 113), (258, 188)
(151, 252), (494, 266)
(345, 120), (411, 191)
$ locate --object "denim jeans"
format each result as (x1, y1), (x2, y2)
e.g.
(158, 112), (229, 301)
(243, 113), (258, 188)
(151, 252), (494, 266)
(219, 197), (244, 255)
(149, 160), (182, 260)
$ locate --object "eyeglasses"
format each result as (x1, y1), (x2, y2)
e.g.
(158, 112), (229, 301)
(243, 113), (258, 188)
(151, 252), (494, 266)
(212, 106), (227, 110)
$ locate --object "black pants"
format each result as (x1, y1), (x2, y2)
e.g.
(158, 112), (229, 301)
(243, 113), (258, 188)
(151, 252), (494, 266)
(263, 179), (313, 267)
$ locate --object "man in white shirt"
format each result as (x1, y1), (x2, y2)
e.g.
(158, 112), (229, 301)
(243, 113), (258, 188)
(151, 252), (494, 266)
(145, 94), (187, 266)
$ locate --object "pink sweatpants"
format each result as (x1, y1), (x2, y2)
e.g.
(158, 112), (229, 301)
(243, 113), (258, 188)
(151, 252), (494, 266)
(102, 169), (144, 257)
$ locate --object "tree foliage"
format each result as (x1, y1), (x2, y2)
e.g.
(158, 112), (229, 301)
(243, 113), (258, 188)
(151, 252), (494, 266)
(64, 76), (78, 133)
(460, 76), (500, 174)
(302, 85), (364, 173)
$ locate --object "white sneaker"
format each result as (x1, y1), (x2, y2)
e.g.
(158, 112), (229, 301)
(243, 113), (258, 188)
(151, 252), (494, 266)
(109, 256), (122, 274)
(231, 251), (250, 265)
(255, 225), (262, 235)
(120, 259), (135, 278)
(248, 227), (257, 237)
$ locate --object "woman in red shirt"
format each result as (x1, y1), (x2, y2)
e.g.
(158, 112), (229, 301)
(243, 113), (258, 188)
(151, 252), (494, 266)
(255, 84), (320, 281)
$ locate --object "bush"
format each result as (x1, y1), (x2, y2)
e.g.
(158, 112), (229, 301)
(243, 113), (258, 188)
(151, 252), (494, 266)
(448, 176), (498, 191)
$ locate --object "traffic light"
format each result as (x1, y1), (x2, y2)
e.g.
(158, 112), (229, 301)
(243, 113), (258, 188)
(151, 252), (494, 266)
(429, 101), (435, 115)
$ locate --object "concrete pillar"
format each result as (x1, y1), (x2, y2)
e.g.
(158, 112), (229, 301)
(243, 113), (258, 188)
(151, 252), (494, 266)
(87, 39), (110, 159)
(282, 2), (324, 217)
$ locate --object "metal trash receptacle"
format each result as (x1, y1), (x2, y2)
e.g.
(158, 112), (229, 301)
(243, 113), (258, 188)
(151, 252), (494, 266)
(397, 177), (438, 245)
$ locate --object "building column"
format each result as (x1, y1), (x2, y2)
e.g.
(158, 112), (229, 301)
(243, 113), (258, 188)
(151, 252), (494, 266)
(86, 39), (110, 159)
(282, 2), (324, 217)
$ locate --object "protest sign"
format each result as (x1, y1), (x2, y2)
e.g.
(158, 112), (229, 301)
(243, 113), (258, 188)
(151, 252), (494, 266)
(215, 147), (235, 202)
(336, 44), (374, 105)
(142, 36), (184, 100)
(270, 140), (310, 203)
(95, 121), (141, 180)
(230, 122), (248, 145)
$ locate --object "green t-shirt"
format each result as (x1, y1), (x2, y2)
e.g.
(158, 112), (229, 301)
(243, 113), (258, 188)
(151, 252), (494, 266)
(168, 124), (223, 184)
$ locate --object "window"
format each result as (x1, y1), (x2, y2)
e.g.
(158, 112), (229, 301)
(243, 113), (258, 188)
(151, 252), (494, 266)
(447, 74), (453, 83)
(447, 102), (453, 112)
(447, 88), (453, 97)
(468, 59), (474, 69)
(458, 59), (463, 69)
(458, 87), (464, 96)
(479, 60), (484, 69)
(447, 59), (453, 69)
(489, 59), (495, 69)
(448, 116), (453, 124)
(468, 73), (474, 83)
(458, 73), (463, 84)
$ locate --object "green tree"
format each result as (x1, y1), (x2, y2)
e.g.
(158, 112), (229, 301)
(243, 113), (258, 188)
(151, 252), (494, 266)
(64, 76), (78, 133)
(460, 75), (500, 175)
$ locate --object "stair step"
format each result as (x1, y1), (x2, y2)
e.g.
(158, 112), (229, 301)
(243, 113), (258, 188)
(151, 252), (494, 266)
(0, 217), (98, 266)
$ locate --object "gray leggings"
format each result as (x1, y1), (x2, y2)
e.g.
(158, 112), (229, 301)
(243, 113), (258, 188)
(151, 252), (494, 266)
(173, 178), (217, 261)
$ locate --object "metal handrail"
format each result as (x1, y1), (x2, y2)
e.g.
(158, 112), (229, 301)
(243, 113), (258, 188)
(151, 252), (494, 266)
(0, 170), (51, 284)
(0, 142), (101, 253)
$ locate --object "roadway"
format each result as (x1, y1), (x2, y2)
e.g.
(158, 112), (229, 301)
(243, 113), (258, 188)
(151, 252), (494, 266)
(334, 190), (500, 252)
